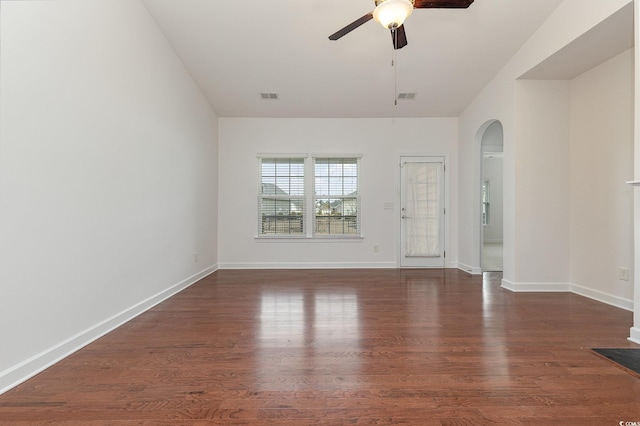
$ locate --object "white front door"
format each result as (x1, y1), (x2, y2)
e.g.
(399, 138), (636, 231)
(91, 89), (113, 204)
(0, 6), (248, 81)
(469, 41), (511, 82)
(400, 157), (445, 268)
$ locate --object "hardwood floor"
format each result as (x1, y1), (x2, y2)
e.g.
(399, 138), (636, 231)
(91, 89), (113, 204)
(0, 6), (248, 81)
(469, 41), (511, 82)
(1, 269), (639, 425)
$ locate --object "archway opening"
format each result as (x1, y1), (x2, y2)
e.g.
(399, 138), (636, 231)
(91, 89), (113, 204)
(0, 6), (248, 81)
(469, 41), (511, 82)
(480, 121), (503, 272)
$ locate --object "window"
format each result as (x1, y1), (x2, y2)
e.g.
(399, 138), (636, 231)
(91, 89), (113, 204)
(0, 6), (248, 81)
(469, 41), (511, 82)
(258, 155), (361, 238)
(313, 157), (360, 236)
(482, 180), (490, 226)
(258, 157), (306, 236)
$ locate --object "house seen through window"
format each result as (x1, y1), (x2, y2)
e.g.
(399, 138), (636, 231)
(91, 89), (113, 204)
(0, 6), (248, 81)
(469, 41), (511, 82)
(313, 158), (360, 236)
(258, 156), (360, 238)
(259, 157), (305, 236)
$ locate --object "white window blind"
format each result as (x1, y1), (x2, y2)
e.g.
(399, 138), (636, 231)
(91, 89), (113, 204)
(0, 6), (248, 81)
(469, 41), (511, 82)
(313, 157), (361, 236)
(258, 157), (306, 236)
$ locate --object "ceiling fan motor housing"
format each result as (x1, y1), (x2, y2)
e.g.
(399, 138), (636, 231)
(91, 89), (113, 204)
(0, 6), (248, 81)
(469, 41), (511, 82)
(373, 0), (415, 29)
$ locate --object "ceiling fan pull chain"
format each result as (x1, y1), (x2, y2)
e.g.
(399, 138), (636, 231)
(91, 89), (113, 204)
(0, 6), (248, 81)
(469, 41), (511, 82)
(394, 60), (398, 106)
(393, 29), (398, 106)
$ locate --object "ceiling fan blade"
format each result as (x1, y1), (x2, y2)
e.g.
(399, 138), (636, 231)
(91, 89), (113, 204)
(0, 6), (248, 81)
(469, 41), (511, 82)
(414, 0), (474, 8)
(328, 12), (374, 40)
(391, 25), (408, 50)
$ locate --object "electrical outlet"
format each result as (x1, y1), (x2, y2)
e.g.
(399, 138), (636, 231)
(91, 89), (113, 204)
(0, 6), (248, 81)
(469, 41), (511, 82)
(383, 202), (394, 210)
(373, 245), (380, 253)
(619, 267), (629, 281)
(194, 252), (199, 263)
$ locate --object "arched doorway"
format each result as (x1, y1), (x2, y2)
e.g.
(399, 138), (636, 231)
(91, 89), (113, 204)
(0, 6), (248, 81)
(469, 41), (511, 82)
(480, 121), (503, 272)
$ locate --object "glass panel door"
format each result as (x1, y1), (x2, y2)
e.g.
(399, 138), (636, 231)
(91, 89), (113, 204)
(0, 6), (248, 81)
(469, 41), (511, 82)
(400, 157), (445, 268)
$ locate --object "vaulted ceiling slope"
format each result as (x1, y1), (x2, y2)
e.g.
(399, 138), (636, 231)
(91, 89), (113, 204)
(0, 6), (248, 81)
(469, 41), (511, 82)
(142, 0), (564, 118)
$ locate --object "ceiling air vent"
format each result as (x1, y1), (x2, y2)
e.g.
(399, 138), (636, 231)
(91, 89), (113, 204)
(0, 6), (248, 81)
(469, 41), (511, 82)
(397, 93), (416, 100)
(260, 93), (279, 100)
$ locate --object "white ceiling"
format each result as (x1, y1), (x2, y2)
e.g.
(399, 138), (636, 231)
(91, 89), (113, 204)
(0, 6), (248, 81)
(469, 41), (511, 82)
(142, 0), (565, 118)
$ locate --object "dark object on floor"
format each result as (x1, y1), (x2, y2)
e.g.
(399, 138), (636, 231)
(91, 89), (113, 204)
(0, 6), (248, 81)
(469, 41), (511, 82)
(592, 348), (640, 378)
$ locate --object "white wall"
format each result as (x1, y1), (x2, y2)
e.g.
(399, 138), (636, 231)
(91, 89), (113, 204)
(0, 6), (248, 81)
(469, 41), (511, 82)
(570, 49), (634, 308)
(0, 0), (219, 393)
(218, 118), (458, 269)
(459, 0), (633, 306)
(633, 0), (640, 344)
(513, 79), (571, 286)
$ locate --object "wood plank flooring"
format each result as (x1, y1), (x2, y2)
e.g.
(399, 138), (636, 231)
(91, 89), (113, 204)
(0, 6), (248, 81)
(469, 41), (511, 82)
(1, 269), (639, 425)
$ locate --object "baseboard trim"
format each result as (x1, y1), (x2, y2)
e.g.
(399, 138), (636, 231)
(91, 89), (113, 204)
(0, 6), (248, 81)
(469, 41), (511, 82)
(500, 280), (634, 312)
(219, 262), (398, 269)
(501, 279), (570, 292)
(629, 327), (640, 345)
(571, 283), (633, 312)
(0, 264), (218, 396)
(457, 262), (482, 275)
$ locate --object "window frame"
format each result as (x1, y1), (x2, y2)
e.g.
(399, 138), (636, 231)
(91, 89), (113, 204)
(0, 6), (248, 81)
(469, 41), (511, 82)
(257, 155), (308, 238)
(312, 156), (361, 238)
(482, 179), (490, 226)
(256, 154), (362, 240)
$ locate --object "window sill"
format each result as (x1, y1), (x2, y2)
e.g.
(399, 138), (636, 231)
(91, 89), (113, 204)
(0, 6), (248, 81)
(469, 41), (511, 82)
(255, 236), (364, 242)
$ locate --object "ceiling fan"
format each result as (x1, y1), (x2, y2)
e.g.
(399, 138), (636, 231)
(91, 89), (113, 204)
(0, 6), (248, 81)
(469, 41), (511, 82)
(328, 0), (474, 50)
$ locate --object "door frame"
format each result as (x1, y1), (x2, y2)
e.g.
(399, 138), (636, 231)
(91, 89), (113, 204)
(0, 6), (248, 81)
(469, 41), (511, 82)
(396, 154), (448, 268)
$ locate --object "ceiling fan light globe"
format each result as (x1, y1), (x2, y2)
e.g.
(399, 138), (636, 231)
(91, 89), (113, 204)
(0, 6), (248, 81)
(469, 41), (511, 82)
(373, 0), (414, 29)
